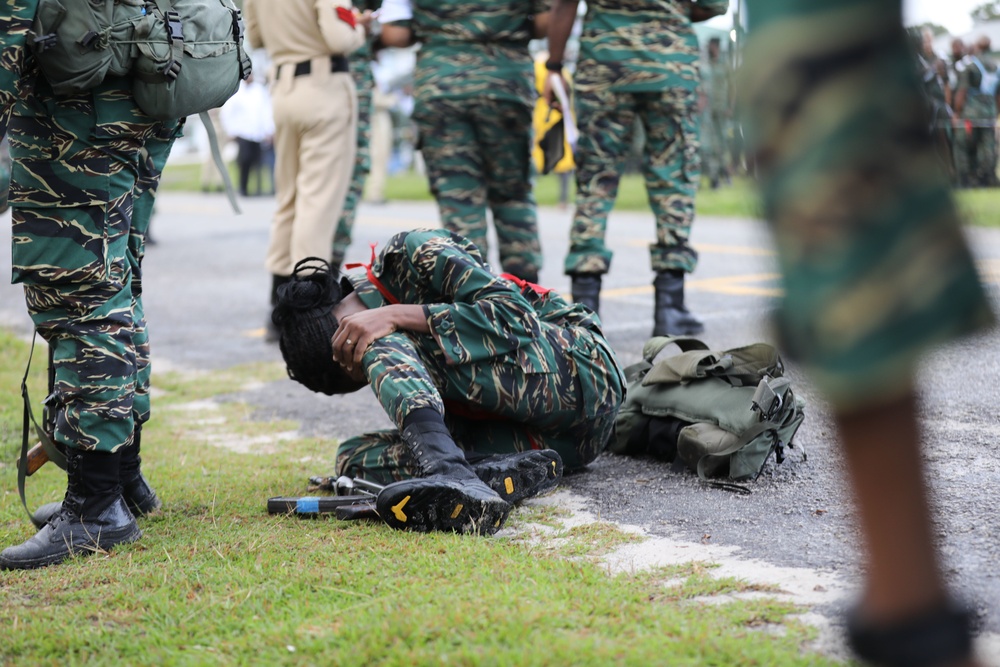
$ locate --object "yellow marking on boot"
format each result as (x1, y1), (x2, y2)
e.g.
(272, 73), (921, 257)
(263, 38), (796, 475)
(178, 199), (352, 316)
(450, 504), (464, 519)
(391, 496), (411, 522)
(504, 477), (514, 495)
(551, 461), (557, 476)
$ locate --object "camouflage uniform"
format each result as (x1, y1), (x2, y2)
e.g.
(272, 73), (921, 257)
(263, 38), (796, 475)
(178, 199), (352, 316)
(331, 0), (382, 270)
(2, 4), (181, 453)
(389, 0), (544, 281)
(699, 54), (732, 187)
(956, 54), (999, 188)
(335, 229), (626, 484)
(563, 0), (727, 278)
(741, 0), (994, 411)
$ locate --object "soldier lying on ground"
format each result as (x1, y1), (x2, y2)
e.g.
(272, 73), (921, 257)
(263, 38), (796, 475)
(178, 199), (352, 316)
(271, 228), (626, 535)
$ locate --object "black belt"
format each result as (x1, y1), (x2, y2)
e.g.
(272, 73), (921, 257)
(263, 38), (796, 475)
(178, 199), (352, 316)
(285, 55), (350, 78)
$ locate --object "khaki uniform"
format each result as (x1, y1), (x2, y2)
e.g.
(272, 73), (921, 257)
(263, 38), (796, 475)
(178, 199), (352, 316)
(244, 0), (366, 276)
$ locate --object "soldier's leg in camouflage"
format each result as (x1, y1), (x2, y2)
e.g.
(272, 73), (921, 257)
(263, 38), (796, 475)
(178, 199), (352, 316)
(331, 63), (374, 270)
(640, 90), (703, 336)
(374, 412), (512, 535)
(564, 87), (634, 313)
(416, 99), (491, 259)
(477, 100), (542, 282)
(4, 198), (143, 568)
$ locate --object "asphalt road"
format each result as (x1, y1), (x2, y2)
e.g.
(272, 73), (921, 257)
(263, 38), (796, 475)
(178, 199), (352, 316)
(2, 191), (999, 648)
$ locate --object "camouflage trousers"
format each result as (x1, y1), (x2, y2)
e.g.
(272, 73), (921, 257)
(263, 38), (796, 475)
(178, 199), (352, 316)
(331, 60), (374, 269)
(564, 86), (700, 276)
(9, 81), (179, 452)
(334, 324), (624, 485)
(742, 0), (995, 411)
(415, 97), (542, 280)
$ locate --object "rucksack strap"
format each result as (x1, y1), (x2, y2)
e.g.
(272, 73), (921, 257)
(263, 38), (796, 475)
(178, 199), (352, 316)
(17, 333), (67, 528)
(198, 110), (242, 215)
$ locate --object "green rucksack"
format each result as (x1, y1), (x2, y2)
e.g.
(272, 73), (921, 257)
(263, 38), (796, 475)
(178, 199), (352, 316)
(29, 0), (251, 211)
(30, 0), (251, 119)
(611, 336), (806, 491)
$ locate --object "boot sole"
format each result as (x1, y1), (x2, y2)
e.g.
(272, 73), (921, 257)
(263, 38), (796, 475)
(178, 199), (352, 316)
(0, 524), (142, 570)
(475, 451), (563, 504)
(376, 483), (511, 535)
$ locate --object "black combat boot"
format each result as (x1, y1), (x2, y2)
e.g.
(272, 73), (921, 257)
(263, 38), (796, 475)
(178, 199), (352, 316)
(652, 270), (704, 337)
(32, 425), (161, 526)
(469, 449), (564, 505)
(265, 274), (291, 343)
(570, 273), (602, 314)
(375, 421), (512, 535)
(1, 448), (140, 570)
(117, 424), (161, 517)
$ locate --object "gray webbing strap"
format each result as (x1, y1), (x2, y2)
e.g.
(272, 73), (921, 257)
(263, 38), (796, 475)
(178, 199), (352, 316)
(18, 333), (66, 528)
(199, 110), (241, 214)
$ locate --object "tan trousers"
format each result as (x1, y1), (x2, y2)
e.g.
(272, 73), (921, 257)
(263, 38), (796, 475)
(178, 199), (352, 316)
(265, 58), (358, 276)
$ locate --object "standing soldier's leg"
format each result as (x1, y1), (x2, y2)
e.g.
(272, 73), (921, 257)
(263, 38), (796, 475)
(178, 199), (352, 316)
(475, 100), (542, 282)
(564, 87), (634, 313)
(0, 89), (163, 569)
(639, 90), (703, 336)
(742, 0), (991, 663)
(416, 98), (491, 260)
(332, 62), (374, 270)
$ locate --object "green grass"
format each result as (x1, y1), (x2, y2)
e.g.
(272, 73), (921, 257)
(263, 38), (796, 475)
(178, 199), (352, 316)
(0, 331), (842, 666)
(164, 159), (1000, 226)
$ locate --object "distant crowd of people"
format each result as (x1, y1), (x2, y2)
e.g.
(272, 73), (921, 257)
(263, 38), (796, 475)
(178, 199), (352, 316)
(916, 27), (1000, 188)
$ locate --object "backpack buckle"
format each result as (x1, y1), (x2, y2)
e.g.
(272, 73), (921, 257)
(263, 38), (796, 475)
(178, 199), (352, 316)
(165, 10), (184, 42)
(161, 58), (182, 81)
(751, 378), (782, 421)
(32, 32), (58, 52)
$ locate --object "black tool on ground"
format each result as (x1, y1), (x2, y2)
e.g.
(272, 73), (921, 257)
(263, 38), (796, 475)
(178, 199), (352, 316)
(268, 476), (386, 519)
(266, 494), (374, 516)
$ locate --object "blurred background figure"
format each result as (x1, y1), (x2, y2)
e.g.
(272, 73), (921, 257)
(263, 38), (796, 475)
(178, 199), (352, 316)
(912, 27), (955, 181)
(953, 35), (1000, 188)
(741, 1), (994, 665)
(220, 70), (276, 197)
(699, 36), (734, 190)
(364, 81), (397, 205)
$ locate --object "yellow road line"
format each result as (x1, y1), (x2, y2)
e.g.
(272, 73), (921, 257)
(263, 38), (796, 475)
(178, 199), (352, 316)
(625, 240), (776, 256)
(603, 272), (783, 299)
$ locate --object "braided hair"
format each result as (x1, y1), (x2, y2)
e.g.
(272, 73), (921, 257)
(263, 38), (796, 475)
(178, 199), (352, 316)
(271, 258), (364, 395)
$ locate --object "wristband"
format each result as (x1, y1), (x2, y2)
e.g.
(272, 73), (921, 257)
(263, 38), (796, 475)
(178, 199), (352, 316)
(545, 60), (563, 72)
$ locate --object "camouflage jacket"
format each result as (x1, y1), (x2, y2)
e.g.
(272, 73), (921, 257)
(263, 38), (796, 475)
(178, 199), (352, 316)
(574, 0), (729, 94)
(0, 0), (38, 138)
(348, 229), (605, 367)
(390, 0), (548, 110)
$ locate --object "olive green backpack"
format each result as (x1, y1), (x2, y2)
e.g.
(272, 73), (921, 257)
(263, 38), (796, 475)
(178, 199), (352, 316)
(29, 0), (251, 209)
(611, 336), (806, 492)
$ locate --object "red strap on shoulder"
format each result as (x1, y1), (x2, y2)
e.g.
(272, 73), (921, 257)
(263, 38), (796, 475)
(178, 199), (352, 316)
(344, 243), (400, 305)
(500, 273), (554, 296)
(336, 6), (356, 27)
